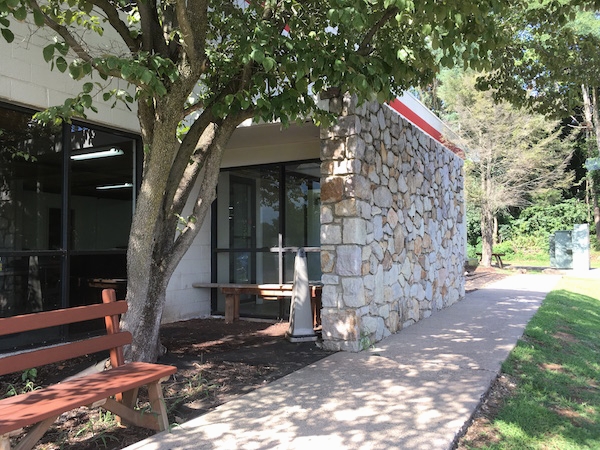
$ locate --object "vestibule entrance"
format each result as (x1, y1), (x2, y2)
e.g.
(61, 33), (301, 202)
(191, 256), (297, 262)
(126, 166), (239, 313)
(212, 161), (321, 319)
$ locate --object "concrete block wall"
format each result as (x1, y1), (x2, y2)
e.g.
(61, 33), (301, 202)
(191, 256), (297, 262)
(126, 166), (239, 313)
(319, 94), (466, 351)
(0, 21), (139, 132)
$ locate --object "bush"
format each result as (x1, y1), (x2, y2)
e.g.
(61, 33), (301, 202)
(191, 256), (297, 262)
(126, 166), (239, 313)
(492, 241), (515, 257)
(512, 199), (590, 237)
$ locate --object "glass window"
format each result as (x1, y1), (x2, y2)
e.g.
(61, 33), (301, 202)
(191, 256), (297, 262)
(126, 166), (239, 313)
(0, 103), (138, 351)
(0, 107), (62, 252)
(213, 161), (320, 318)
(70, 125), (134, 251)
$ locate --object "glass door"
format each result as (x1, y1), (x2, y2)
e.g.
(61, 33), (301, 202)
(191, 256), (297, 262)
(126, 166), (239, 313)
(229, 176), (255, 284)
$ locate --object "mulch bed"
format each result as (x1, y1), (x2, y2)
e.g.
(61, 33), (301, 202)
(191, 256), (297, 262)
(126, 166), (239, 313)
(2, 267), (508, 449)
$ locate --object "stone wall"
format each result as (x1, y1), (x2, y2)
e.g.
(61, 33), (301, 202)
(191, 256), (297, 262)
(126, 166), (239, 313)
(319, 94), (466, 351)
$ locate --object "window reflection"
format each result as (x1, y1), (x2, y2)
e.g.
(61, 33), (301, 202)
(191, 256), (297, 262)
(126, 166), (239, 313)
(0, 104), (137, 349)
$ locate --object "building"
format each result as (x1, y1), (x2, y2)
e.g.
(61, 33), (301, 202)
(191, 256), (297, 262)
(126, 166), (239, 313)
(0, 23), (466, 352)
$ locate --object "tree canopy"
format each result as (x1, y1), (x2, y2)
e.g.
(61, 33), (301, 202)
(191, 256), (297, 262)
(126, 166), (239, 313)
(439, 69), (574, 266)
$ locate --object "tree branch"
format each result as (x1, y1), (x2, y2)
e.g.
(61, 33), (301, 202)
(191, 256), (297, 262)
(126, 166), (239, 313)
(89, 0), (141, 52)
(167, 110), (254, 273)
(357, 7), (399, 56)
(138, 0), (170, 56)
(175, 0), (208, 66)
(28, 0), (93, 64)
(27, 0), (124, 79)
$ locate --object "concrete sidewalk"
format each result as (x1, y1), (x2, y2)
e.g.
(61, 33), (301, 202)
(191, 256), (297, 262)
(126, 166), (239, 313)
(125, 273), (567, 450)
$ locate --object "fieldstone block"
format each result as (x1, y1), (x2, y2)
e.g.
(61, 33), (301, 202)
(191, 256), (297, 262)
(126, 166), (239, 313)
(321, 285), (341, 308)
(346, 174), (371, 200)
(342, 277), (366, 307)
(321, 249), (335, 273)
(373, 186), (393, 208)
(321, 138), (346, 160)
(335, 198), (359, 216)
(335, 245), (362, 276)
(343, 218), (367, 245)
(321, 176), (344, 203)
(321, 224), (341, 245)
(332, 115), (361, 137)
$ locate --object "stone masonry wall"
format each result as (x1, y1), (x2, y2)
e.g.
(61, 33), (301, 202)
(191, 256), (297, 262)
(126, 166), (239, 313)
(319, 94), (466, 352)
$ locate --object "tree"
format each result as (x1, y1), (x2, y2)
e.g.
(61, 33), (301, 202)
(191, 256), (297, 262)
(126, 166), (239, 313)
(0, 0), (511, 361)
(479, 4), (600, 242)
(439, 70), (574, 267)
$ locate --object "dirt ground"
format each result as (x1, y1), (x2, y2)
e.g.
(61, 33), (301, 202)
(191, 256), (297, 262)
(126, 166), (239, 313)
(2, 267), (509, 450)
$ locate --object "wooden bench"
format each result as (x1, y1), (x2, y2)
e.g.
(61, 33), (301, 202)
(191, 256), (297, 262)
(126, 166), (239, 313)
(192, 283), (322, 327)
(0, 289), (177, 450)
(476, 252), (506, 269)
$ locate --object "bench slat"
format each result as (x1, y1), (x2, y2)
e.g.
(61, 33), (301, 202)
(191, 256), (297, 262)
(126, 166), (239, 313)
(0, 362), (177, 435)
(0, 332), (132, 377)
(0, 301), (128, 337)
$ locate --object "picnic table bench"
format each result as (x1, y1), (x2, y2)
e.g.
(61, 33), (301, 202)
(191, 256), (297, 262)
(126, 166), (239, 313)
(476, 252), (506, 269)
(0, 289), (177, 450)
(192, 283), (322, 327)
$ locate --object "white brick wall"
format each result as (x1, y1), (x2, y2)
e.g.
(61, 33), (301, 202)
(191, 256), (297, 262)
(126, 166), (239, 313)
(0, 21), (139, 132)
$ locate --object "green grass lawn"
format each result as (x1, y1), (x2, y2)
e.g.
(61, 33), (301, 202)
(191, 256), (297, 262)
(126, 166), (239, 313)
(464, 276), (600, 449)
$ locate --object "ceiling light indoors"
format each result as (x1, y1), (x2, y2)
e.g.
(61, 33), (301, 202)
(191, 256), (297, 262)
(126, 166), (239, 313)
(96, 183), (133, 190)
(70, 147), (124, 161)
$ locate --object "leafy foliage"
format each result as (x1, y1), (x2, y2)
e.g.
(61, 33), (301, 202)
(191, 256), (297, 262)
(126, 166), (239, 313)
(511, 199), (591, 238)
(480, 8), (600, 119)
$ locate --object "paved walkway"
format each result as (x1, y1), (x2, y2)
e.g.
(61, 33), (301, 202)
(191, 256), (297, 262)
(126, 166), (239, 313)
(125, 271), (588, 450)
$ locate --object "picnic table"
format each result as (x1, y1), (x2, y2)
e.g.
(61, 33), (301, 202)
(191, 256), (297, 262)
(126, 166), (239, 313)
(476, 252), (506, 269)
(192, 283), (322, 327)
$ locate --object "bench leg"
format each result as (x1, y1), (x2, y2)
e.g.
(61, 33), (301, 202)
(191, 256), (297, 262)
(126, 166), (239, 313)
(224, 293), (240, 324)
(1, 435), (9, 450)
(13, 416), (58, 450)
(497, 256), (504, 269)
(102, 381), (170, 432)
(147, 381), (170, 431)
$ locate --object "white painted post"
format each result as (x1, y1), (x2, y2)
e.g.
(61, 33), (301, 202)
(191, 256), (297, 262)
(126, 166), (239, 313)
(286, 248), (317, 342)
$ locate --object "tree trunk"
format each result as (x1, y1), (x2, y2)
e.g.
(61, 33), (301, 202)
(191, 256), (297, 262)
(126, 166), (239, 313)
(493, 216), (498, 246)
(480, 205), (494, 267)
(123, 115), (183, 362)
(120, 96), (243, 362)
(480, 144), (494, 267)
(582, 84), (600, 243)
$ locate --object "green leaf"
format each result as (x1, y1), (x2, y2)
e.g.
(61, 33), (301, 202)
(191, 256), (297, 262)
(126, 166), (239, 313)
(81, 1), (93, 14)
(12, 6), (26, 21)
(106, 57), (119, 70)
(6, 0), (19, 9)
(1, 28), (14, 43)
(296, 77), (308, 93)
(33, 8), (44, 26)
(250, 49), (265, 63)
(43, 44), (55, 63)
(262, 57), (275, 72)
(120, 64), (133, 79)
(69, 62), (83, 79)
(224, 94), (234, 106)
(55, 56), (68, 73)
(55, 42), (69, 56)
(140, 70), (152, 84)
(81, 94), (92, 108)
(82, 82), (93, 93)
(103, 92), (113, 101)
